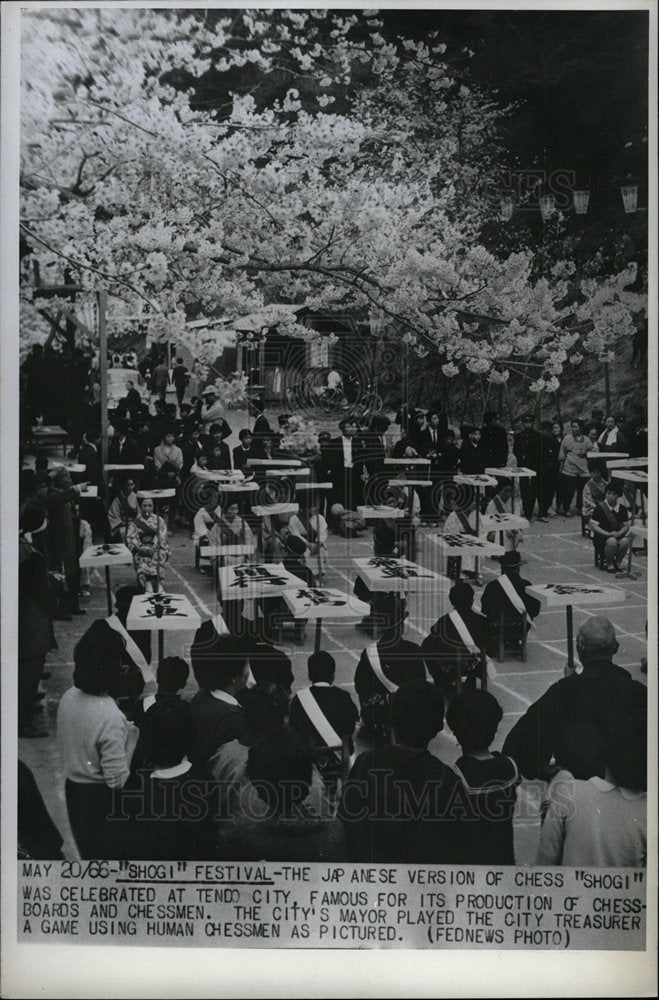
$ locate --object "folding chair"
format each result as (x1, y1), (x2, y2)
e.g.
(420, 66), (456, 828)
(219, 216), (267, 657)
(495, 611), (528, 663)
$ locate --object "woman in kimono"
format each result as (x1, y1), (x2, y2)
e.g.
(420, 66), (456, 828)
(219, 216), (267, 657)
(288, 500), (328, 584)
(218, 501), (254, 566)
(127, 497), (170, 592)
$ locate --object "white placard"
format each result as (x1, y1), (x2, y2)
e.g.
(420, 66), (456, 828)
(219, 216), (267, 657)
(104, 463), (145, 471)
(195, 469), (244, 481)
(387, 479), (432, 487)
(77, 486), (99, 499)
(282, 587), (369, 619)
(610, 470), (648, 484)
(218, 562), (307, 600)
(480, 512), (529, 530)
(32, 424), (66, 435)
(384, 457), (430, 465)
(454, 473), (498, 486)
(78, 542), (133, 568)
(215, 482), (259, 493)
(606, 457), (646, 469)
(357, 505), (407, 520)
(296, 482), (333, 491)
(266, 467), (310, 477)
(587, 451), (628, 461)
(199, 543), (256, 558)
(353, 556), (450, 593)
(126, 592), (202, 631)
(484, 466), (537, 479)
(526, 582), (626, 607)
(137, 488), (176, 499)
(251, 502), (299, 516)
(428, 532), (505, 556)
(246, 458), (302, 467)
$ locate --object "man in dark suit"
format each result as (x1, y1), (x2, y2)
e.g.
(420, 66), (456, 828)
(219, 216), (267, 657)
(459, 426), (485, 474)
(514, 413), (542, 519)
(203, 423), (232, 469)
(480, 410), (509, 470)
(321, 417), (368, 515)
(481, 549), (541, 655)
(107, 421), (143, 465)
(421, 581), (488, 691)
(289, 651), (359, 754)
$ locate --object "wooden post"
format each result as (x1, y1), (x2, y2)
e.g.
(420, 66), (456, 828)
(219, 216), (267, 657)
(104, 566), (113, 617)
(314, 617), (322, 653)
(98, 290), (109, 492)
(566, 604), (574, 671)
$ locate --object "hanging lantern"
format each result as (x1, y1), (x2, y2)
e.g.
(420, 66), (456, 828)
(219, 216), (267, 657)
(573, 190), (590, 215)
(539, 194), (555, 220)
(500, 194), (514, 221)
(620, 185), (638, 213)
(368, 309), (386, 338)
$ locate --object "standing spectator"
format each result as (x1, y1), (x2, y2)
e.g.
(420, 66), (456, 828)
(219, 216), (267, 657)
(170, 357), (188, 408)
(249, 395), (272, 443)
(126, 497), (170, 592)
(513, 413), (541, 520)
(590, 409), (605, 438)
(446, 690), (520, 865)
(46, 466), (87, 616)
(459, 426), (485, 474)
(480, 410), (509, 469)
(107, 421), (142, 466)
(408, 410), (427, 452)
(199, 387), (232, 437)
(151, 357), (170, 403)
(19, 506), (56, 738)
(57, 621), (139, 859)
(556, 419), (595, 516)
(597, 415), (628, 454)
(339, 681), (464, 864)
(321, 417), (369, 525)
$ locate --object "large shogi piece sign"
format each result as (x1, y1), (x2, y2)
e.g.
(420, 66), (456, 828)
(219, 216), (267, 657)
(126, 592), (202, 659)
(79, 542), (133, 615)
(353, 557), (450, 594)
(218, 562), (307, 601)
(527, 582), (625, 669)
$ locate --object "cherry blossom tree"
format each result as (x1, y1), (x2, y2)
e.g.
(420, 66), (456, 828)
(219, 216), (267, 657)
(20, 7), (645, 384)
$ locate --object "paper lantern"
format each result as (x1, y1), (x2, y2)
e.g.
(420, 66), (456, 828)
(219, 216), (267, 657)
(620, 185), (638, 213)
(500, 194), (514, 221)
(573, 190), (590, 215)
(539, 194), (555, 220)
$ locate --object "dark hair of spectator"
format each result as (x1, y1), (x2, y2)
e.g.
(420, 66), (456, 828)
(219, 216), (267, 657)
(157, 656), (189, 693)
(73, 620), (128, 697)
(209, 423), (222, 435)
(603, 714), (647, 791)
(115, 584), (145, 615)
(202, 636), (248, 691)
(391, 681), (445, 748)
(247, 732), (313, 815)
(308, 650), (335, 683)
(34, 454), (49, 472)
(239, 428), (253, 442)
(446, 690), (503, 752)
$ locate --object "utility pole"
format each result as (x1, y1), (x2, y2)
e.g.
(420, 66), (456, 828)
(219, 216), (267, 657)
(98, 289), (108, 490)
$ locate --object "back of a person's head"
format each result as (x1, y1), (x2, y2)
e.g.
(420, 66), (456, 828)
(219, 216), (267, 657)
(449, 581), (474, 612)
(141, 697), (195, 769)
(391, 681), (445, 748)
(203, 636), (248, 691)
(34, 454), (49, 472)
(308, 650), (335, 684)
(242, 683), (290, 741)
(576, 616), (618, 664)
(446, 690), (503, 752)
(20, 504), (47, 535)
(73, 620), (126, 697)
(247, 732), (313, 815)
(115, 584), (145, 616)
(157, 656), (189, 694)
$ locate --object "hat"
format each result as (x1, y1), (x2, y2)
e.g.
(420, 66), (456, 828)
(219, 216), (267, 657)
(500, 550), (521, 569)
(201, 385), (218, 396)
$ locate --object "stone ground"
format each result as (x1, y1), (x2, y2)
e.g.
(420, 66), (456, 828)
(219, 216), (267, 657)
(18, 408), (648, 864)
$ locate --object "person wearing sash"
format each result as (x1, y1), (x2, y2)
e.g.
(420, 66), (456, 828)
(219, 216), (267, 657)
(289, 651), (359, 762)
(354, 596), (426, 745)
(218, 501), (255, 563)
(189, 635), (250, 765)
(106, 585), (154, 683)
(443, 489), (482, 585)
(288, 498), (329, 584)
(587, 482), (631, 573)
(130, 656), (192, 771)
(485, 481), (523, 553)
(421, 582), (488, 693)
(481, 550), (541, 656)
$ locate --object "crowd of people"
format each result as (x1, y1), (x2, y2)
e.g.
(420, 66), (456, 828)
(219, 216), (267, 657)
(17, 356), (648, 869)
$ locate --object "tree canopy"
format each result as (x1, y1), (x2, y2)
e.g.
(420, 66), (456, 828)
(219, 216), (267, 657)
(20, 7), (646, 389)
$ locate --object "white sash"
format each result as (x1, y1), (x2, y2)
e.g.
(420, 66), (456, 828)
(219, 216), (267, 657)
(448, 610), (479, 655)
(297, 687), (341, 748)
(366, 644), (398, 694)
(143, 694), (156, 712)
(106, 614), (156, 684)
(497, 576), (534, 628)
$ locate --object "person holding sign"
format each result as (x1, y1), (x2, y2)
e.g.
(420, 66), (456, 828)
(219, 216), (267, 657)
(480, 550), (541, 656)
(354, 597), (426, 744)
(289, 651), (359, 756)
(587, 482), (631, 573)
(126, 497), (170, 592)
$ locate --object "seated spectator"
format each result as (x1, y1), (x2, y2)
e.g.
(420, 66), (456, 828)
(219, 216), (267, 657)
(339, 681), (464, 863)
(153, 429), (183, 486)
(354, 597), (426, 745)
(421, 581), (488, 693)
(189, 636), (250, 764)
(537, 709), (646, 867)
(446, 690), (520, 865)
(588, 482), (631, 573)
(288, 500), (328, 584)
(207, 442), (232, 472)
(233, 428), (255, 472)
(216, 731), (347, 861)
(481, 549), (541, 655)
(289, 651), (359, 759)
(107, 476), (139, 541)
